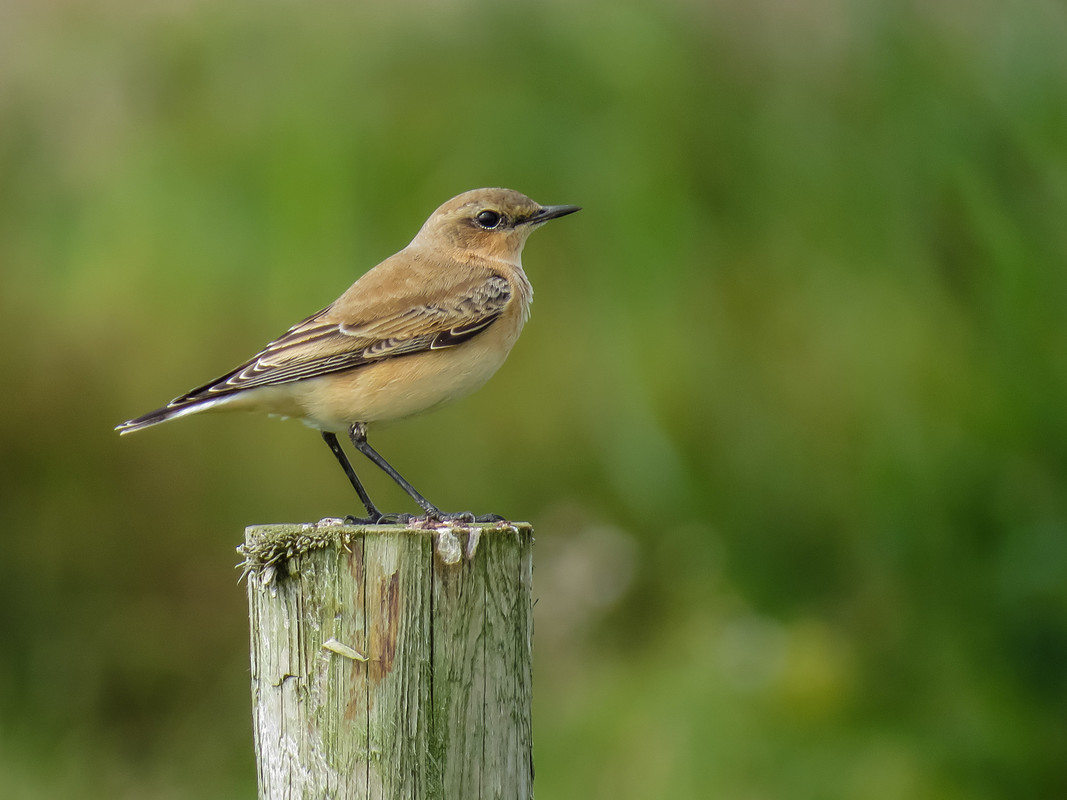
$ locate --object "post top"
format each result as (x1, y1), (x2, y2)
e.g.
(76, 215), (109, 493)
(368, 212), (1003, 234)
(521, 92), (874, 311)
(239, 519), (533, 583)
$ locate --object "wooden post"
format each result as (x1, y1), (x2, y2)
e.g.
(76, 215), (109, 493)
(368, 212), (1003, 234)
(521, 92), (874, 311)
(241, 521), (534, 800)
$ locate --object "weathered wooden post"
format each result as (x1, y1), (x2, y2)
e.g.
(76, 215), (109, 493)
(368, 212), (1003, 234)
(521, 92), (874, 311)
(241, 521), (534, 800)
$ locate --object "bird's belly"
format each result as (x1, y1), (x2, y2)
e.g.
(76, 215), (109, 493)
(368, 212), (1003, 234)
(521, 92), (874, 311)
(292, 323), (521, 432)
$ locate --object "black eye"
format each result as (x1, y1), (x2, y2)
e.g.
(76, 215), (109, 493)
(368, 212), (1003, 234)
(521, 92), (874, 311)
(475, 209), (502, 229)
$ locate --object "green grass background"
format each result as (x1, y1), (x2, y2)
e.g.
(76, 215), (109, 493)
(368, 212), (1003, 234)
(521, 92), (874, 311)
(2, 0), (1067, 797)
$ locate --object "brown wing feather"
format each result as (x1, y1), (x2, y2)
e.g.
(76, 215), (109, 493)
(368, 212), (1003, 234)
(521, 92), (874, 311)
(169, 265), (511, 406)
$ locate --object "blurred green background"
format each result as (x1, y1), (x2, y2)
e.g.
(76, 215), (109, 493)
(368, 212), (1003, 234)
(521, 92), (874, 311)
(3, 0), (1067, 797)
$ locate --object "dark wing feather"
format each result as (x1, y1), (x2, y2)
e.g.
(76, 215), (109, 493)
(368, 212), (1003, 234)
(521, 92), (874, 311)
(170, 274), (511, 405)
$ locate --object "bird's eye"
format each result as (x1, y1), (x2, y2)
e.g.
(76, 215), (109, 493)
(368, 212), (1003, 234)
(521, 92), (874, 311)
(475, 209), (502, 229)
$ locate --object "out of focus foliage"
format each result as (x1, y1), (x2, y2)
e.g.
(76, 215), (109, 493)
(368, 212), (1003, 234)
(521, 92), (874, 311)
(2, 0), (1066, 797)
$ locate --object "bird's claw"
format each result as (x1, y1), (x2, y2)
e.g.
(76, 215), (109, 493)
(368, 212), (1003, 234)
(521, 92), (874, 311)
(375, 512), (415, 525)
(343, 514), (379, 526)
(425, 510), (507, 524)
(344, 511), (507, 526)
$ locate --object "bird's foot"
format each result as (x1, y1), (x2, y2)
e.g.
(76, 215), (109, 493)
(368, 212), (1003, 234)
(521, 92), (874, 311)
(344, 513), (384, 525)
(471, 512), (508, 523)
(423, 510), (507, 525)
(345, 511), (508, 526)
(374, 512), (415, 525)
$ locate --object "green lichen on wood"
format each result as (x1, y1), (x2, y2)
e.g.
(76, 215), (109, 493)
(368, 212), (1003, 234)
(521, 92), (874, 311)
(238, 521), (379, 582)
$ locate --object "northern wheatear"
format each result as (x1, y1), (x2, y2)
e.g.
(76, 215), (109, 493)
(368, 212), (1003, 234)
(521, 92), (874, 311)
(118, 188), (579, 522)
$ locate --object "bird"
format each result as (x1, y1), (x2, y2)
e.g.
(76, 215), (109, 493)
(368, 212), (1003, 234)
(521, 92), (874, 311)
(117, 187), (580, 523)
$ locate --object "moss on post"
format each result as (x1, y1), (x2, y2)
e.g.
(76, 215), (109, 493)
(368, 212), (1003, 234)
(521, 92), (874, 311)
(242, 520), (534, 800)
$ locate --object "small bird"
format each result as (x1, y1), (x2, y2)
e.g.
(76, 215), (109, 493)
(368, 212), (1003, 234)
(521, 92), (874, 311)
(117, 187), (579, 522)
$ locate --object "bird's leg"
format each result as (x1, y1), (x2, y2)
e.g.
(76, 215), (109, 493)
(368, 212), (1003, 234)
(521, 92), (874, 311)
(321, 431), (383, 523)
(346, 423), (508, 524)
(347, 423), (443, 519)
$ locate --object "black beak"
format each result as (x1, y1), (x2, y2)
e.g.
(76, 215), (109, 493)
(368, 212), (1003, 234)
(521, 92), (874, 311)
(526, 204), (581, 224)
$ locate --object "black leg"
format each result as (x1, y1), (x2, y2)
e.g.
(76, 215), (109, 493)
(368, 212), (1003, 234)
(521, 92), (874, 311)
(321, 431), (382, 523)
(347, 423), (442, 519)
(343, 423), (508, 524)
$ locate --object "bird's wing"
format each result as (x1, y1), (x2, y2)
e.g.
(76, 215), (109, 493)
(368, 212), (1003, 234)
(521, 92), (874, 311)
(171, 267), (512, 404)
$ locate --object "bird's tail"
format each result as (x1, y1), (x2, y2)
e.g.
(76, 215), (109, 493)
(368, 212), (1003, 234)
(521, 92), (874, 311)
(115, 396), (226, 435)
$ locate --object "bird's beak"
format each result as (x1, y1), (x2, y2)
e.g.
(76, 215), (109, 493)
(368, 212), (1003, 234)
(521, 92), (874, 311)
(526, 204), (581, 224)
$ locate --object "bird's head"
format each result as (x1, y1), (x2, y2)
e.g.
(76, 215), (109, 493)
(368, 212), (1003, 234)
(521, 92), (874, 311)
(411, 188), (580, 263)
